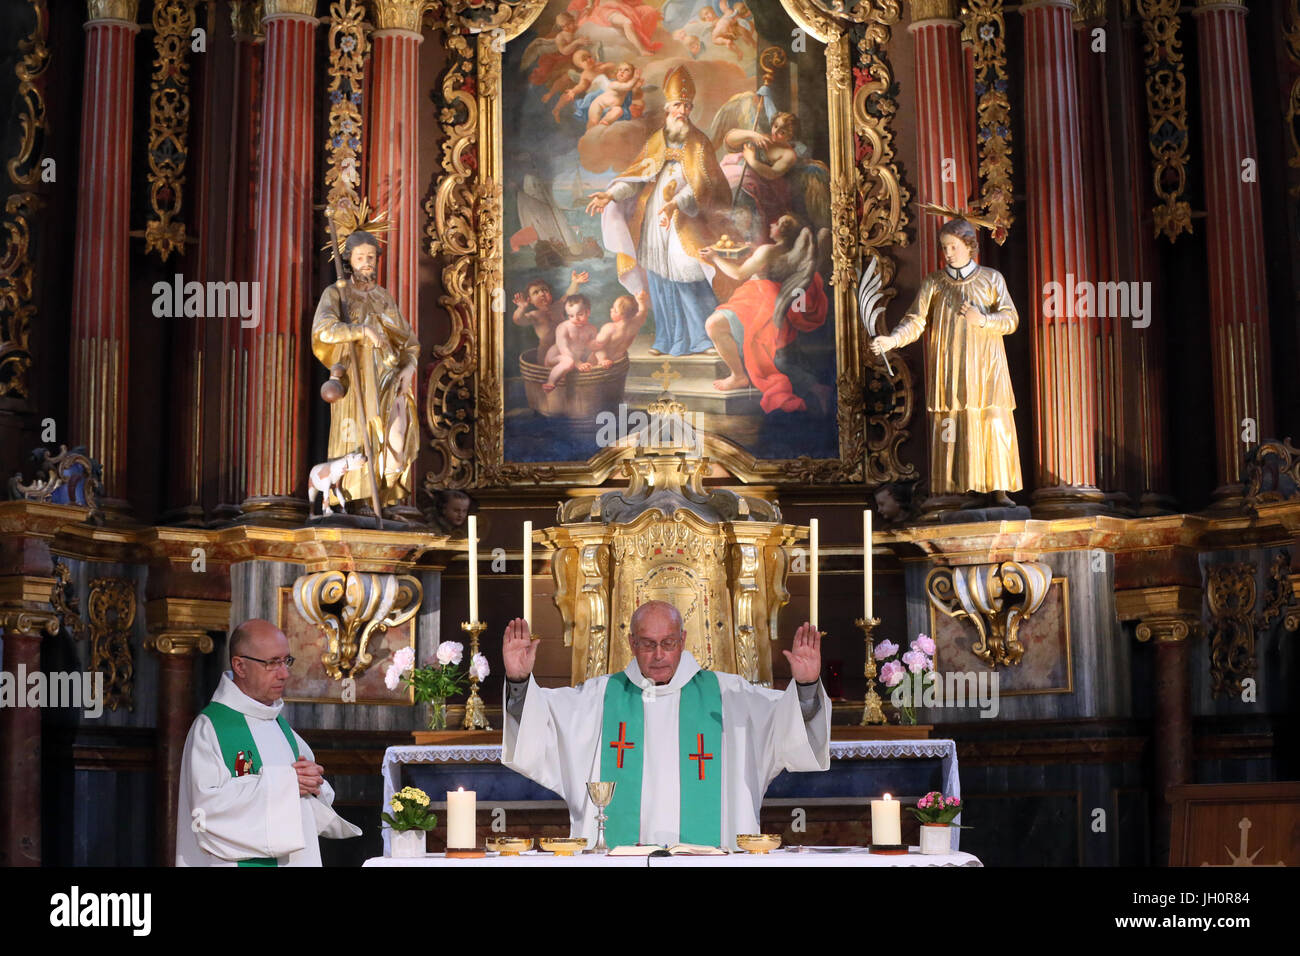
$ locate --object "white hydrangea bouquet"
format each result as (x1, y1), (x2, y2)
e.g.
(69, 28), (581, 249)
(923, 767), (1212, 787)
(384, 641), (490, 730)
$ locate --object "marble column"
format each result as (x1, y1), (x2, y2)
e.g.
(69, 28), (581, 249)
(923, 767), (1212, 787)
(145, 599), (221, 866)
(1117, 586), (1200, 866)
(241, 0), (317, 523)
(0, 608), (59, 866)
(214, 2), (265, 520)
(1193, 0), (1275, 501)
(367, 0), (424, 330)
(69, 1), (140, 514)
(1021, 0), (1104, 515)
(909, 0), (976, 274)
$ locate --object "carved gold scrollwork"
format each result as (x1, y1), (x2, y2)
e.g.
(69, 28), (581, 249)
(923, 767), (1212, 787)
(50, 559), (85, 639)
(925, 561), (1052, 668)
(965, 0), (1013, 242)
(1257, 550), (1300, 635)
(1206, 563), (1256, 698)
(1136, 0), (1193, 241)
(87, 577), (136, 712)
(292, 570), (421, 679)
(580, 543), (610, 679)
(730, 543), (761, 683)
(1243, 437), (1300, 504)
(0, 0), (49, 398)
(7, 444), (104, 521)
(143, 0), (196, 260)
(324, 0), (367, 214)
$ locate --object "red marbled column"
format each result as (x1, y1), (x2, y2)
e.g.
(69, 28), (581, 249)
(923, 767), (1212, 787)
(909, 1), (976, 273)
(215, 8), (264, 519)
(69, 4), (139, 512)
(1074, 14), (1126, 505)
(0, 629), (47, 866)
(1153, 635), (1192, 864)
(1193, 0), (1275, 498)
(242, 2), (317, 521)
(368, 4), (424, 331)
(1118, 14), (1172, 511)
(1022, 0), (1104, 514)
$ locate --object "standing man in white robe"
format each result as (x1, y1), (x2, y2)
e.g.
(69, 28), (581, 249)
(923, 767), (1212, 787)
(175, 619), (361, 866)
(502, 601), (829, 849)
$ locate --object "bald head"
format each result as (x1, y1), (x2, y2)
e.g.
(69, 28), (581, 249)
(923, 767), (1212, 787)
(629, 601), (686, 684)
(229, 618), (292, 705)
(630, 600), (683, 634)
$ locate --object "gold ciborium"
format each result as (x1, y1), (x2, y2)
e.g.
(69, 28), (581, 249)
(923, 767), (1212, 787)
(539, 837), (588, 857)
(586, 781), (616, 853)
(486, 836), (533, 856)
(736, 833), (782, 855)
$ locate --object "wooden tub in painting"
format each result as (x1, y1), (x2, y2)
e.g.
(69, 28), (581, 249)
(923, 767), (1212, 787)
(519, 350), (630, 424)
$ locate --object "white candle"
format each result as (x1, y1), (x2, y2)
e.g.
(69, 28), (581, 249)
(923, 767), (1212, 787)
(864, 509), (873, 620)
(809, 517), (819, 629)
(871, 793), (901, 846)
(468, 515), (479, 623)
(522, 520), (533, 628)
(447, 787), (476, 849)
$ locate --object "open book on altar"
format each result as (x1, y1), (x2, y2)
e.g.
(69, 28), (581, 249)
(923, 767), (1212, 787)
(607, 843), (729, 856)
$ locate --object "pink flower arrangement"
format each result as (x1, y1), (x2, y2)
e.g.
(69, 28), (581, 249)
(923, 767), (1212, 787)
(879, 660), (905, 688)
(910, 790), (967, 826)
(873, 632), (937, 724)
(914, 633), (936, 655)
(874, 639), (899, 660)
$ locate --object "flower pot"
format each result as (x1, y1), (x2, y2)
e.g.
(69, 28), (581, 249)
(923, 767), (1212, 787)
(390, 828), (428, 858)
(919, 823), (951, 855)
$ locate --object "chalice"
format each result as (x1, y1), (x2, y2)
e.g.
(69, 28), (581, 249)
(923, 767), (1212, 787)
(586, 781), (616, 853)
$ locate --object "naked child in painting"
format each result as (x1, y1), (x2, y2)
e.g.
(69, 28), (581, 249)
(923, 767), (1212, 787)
(513, 270), (589, 362)
(544, 294), (600, 390)
(592, 290), (650, 367)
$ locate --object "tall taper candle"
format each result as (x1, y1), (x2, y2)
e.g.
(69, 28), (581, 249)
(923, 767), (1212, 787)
(809, 517), (819, 629)
(864, 509), (873, 620)
(447, 787), (476, 849)
(468, 515), (479, 623)
(871, 793), (901, 845)
(523, 520), (533, 628)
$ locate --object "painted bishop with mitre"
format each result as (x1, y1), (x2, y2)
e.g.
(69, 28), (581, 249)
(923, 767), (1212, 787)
(501, 601), (829, 849)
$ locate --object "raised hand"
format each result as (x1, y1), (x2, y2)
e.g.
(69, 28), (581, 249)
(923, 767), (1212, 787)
(585, 192), (613, 216)
(503, 617), (539, 680)
(782, 622), (822, 684)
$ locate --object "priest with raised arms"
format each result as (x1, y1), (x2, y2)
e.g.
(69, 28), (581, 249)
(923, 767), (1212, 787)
(502, 601), (830, 849)
(175, 619), (361, 866)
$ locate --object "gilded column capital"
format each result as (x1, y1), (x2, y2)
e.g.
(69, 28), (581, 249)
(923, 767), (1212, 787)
(1073, 0), (1106, 24)
(231, 0), (266, 39)
(1192, 0), (1248, 12)
(909, 0), (962, 24)
(0, 610), (59, 637)
(144, 630), (215, 656)
(1134, 615), (1198, 644)
(1116, 585), (1203, 643)
(373, 0), (425, 33)
(263, 0), (317, 19)
(86, 0), (140, 23)
(1019, 0), (1077, 12)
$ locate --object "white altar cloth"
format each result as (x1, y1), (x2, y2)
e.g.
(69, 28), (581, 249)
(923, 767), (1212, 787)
(363, 847), (981, 867)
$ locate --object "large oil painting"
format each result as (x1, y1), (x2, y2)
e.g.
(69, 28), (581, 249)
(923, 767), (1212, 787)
(499, 0), (842, 466)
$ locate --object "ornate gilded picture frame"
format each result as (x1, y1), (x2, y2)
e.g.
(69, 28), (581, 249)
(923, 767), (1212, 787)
(424, 0), (910, 488)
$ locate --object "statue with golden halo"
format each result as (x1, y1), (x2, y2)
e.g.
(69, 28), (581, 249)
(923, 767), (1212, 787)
(584, 65), (732, 357)
(311, 204), (419, 515)
(870, 209), (1023, 508)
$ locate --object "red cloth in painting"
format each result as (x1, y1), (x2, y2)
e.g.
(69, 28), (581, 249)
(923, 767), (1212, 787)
(567, 0), (663, 52)
(721, 272), (828, 413)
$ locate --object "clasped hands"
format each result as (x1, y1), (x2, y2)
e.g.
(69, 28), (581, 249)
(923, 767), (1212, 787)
(293, 757), (325, 797)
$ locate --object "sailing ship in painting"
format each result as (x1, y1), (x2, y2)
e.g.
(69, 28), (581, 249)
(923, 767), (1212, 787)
(502, 0), (839, 464)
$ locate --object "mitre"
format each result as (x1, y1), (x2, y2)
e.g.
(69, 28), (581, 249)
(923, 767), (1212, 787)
(663, 66), (695, 105)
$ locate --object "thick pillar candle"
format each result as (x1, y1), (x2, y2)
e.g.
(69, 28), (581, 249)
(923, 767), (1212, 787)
(809, 518), (819, 629)
(871, 793), (901, 845)
(522, 521), (533, 628)
(468, 515), (479, 623)
(863, 510), (873, 620)
(447, 787), (476, 849)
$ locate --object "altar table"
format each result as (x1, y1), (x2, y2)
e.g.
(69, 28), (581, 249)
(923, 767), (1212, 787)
(381, 739), (962, 854)
(363, 848), (982, 867)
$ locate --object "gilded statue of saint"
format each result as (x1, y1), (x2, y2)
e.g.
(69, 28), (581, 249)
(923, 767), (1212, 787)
(311, 230), (419, 508)
(870, 218), (1023, 504)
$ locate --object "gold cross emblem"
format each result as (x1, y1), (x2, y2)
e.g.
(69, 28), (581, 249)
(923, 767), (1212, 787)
(652, 360), (680, 392)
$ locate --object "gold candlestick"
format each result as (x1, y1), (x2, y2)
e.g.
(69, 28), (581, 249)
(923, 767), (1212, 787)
(460, 620), (491, 730)
(857, 617), (886, 726)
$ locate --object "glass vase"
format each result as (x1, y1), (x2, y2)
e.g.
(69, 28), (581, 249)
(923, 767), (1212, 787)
(426, 696), (447, 731)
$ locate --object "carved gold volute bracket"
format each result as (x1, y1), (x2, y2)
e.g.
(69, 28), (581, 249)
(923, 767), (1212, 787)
(925, 561), (1052, 668)
(292, 570), (421, 680)
(1115, 584), (1202, 645)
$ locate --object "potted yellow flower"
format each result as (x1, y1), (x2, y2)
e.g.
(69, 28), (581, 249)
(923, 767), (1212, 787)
(383, 786), (437, 858)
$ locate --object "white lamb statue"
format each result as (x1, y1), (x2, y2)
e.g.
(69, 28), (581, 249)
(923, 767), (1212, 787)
(308, 451), (366, 515)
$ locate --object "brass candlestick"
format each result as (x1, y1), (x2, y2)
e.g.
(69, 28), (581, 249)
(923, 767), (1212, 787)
(460, 620), (491, 730)
(857, 617), (886, 725)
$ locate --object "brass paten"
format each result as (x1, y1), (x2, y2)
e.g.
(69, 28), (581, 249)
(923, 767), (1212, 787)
(736, 833), (782, 854)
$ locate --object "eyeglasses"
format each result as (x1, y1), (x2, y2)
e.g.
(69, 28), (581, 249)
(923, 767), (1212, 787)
(631, 638), (684, 654)
(237, 654), (295, 671)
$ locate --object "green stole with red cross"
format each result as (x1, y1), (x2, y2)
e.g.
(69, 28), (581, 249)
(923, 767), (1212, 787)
(599, 669), (723, 848)
(201, 701), (301, 867)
